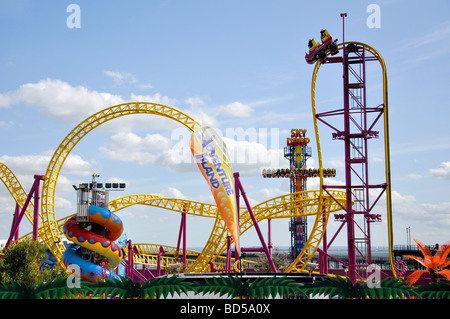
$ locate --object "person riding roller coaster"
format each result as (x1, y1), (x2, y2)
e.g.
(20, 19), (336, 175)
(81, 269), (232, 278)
(305, 29), (339, 64)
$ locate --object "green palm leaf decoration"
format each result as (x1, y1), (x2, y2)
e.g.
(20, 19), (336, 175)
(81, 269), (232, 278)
(193, 274), (246, 298)
(300, 276), (354, 299)
(0, 277), (86, 299)
(364, 278), (416, 299)
(34, 277), (86, 299)
(247, 276), (300, 298)
(415, 280), (450, 299)
(142, 275), (194, 299)
(85, 276), (142, 299)
(299, 277), (417, 299)
(85, 275), (194, 299)
(0, 280), (27, 299)
(193, 274), (301, 299)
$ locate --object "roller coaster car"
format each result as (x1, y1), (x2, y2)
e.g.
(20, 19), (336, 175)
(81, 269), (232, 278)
(305, 29), (339, 64)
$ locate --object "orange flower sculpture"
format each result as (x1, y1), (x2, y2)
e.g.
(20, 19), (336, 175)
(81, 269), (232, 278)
(403, 239), (450, 286)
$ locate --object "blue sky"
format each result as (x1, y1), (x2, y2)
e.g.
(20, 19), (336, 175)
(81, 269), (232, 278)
(0, 0), (449, 251)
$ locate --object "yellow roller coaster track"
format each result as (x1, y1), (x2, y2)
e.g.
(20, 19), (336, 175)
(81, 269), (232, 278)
(308, 42), (395, 277)
(108, 191), (346, 273)
(192, 190), (347, 273)
(9, 193), (256, 270)
(0, 162), (45, 229)
(1, 101), (348, 274)
(121, 243), (258, 271)
(10, 190), (346, 273)
(39, 102), (202, 266)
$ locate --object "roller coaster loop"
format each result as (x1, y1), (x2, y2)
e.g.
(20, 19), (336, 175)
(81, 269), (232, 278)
(39, 103), (202, 266)
(1, 102), (348, 274)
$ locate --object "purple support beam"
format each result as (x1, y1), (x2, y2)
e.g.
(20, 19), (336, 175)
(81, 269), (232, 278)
(234, 172), (277, 272)
(320, 198), (329, 275)
(156, 246), (165, 277)
(12, 204), (20, 240)
(268, 219), (273, 256)
(226, 236), (232, 271)
(6, 174), (43, 248)
(342, 34), (358, 284)
(209, 261), (217, 272)
(127, 240), (134, 279)
(32, 175), (41, 240)
(176, 212), (187, 266)
(317, 35), (387, 283)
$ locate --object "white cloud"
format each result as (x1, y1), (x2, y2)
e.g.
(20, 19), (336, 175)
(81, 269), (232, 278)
(0, 78), (215, 132)
(0, 120), (15, 128)
(99, 132), (172, 165)
(222, 137), (284, 175)
(158, 187), (186, 199)
(184, 97), (218, 127)
(218, 101), (254, 118)
(54, 195), (74, 213)
(104, 70), (152, 90)
(389, 190), (450, 231)
(429, 162), (450, 179)
(0, 152), (92, 177)
(104, 71), (138, 85)
(0, 193), (16, 216)
(258, 187), (286, 199)
(130, 92), (177, 106)
(0, 78), (123, 123)
(138, 83), (154, 90)
(98, 129), (284, 177)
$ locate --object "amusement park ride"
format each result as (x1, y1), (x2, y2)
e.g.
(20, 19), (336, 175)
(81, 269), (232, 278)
(262, 129), (336, 261)
(0, 14), (394, 285)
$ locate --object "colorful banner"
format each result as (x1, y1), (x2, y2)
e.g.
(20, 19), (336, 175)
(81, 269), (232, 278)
(190, 127), (240, 252)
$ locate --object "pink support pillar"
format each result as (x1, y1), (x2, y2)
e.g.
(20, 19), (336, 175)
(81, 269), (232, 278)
(268, 219), (273, 257)
(209, 261), (216, 272)
(176, 212), (187, 266)
(12, 204), (20, 240)
(33, 175), (41, 240)
(127, 240), (133, 279)
(234, 172), (277, 273)
(320, 197), (329, 275)
(235, 179), (241, 264)
(226, 236), (232, 271)
(6, 174), (43, 248)
(157, 246), (165, 277)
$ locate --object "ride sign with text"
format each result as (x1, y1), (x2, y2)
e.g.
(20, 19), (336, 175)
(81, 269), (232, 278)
(287, 129), (310, 146)
(190, 127), (240, 252)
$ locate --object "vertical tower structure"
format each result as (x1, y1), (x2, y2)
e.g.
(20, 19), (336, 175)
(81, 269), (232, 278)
(322, 42), (385, 282)
(262, 129), (336, 261)
(309, 20), (394, 282)
(284, 130), (311, 260)
(74, 174), (126, 263)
